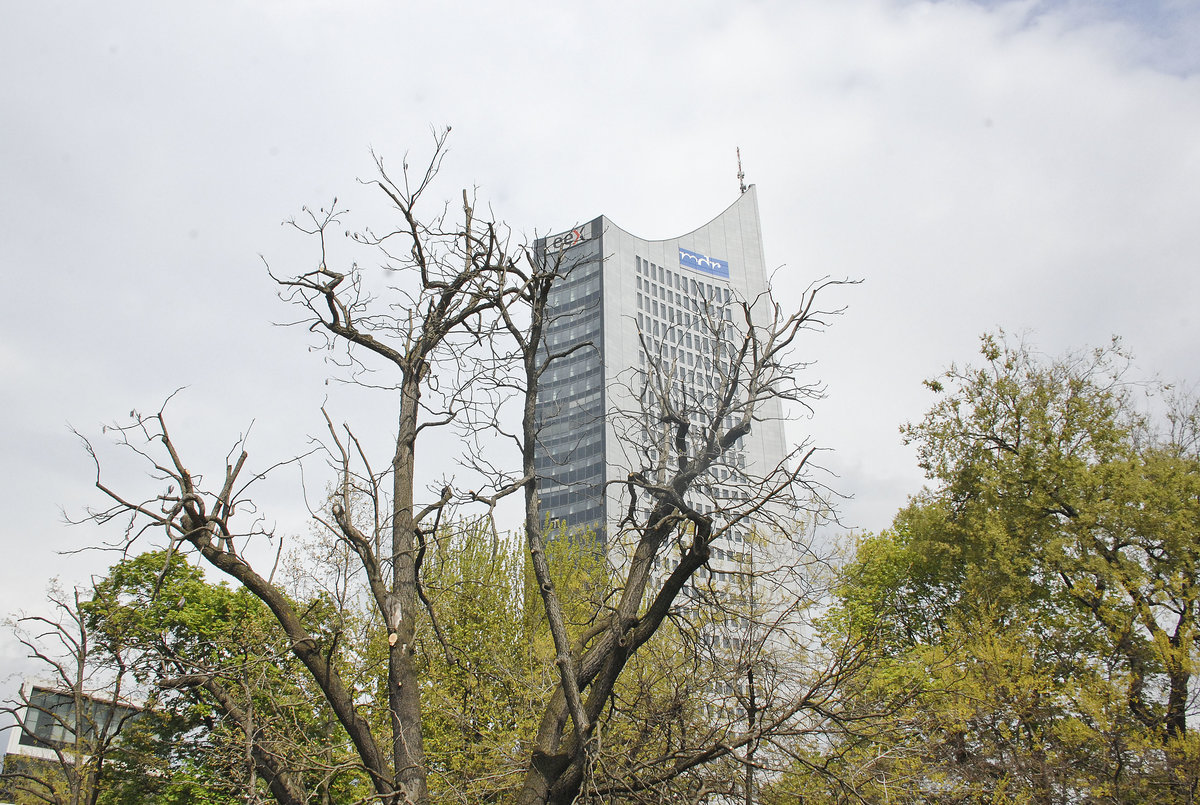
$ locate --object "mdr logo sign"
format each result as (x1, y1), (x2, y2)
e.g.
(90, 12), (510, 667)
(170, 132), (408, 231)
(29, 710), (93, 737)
(678, 247), (729, 279)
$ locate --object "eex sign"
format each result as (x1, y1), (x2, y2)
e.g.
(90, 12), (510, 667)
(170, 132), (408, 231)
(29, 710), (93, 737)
(544, 222), (592, 253)
(678, 247), (730, 279)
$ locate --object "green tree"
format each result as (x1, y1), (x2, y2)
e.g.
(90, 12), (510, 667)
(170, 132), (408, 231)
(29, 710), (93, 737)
(904, 335), (1199, 746)
(793, 334), (1200, 803)
(408, 522), (610, 802)
(87, 551), (368, 805)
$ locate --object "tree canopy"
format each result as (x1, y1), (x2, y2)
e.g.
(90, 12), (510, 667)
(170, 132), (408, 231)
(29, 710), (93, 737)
(790, 334), (1200, 803)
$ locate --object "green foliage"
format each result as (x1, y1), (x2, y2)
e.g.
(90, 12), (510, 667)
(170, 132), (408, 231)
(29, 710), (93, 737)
(86, 551), (369, 804)
(415, 523), (540, 801)
(412, 520), (756, 802)
(798, 334), (1200, 803)
(412, 521), (610, 802)
(95, 707), (240, 805)
(25, 525), (620, 804)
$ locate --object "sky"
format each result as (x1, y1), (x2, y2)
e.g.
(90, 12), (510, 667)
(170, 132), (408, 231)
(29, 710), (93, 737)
(1, 0), (1198, 692)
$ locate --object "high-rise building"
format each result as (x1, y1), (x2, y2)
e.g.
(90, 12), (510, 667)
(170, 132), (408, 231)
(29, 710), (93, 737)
(534, 186), (788, 553)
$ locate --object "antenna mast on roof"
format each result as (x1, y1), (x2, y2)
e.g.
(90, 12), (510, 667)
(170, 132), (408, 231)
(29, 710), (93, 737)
(736, 147), (747, 194)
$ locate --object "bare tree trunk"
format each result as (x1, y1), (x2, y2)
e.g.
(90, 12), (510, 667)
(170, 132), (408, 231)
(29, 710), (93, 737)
(504, 258), (594, 805)
(744, 662), (756, 805)
(183, 510), (397, 801)
(181, 675), (309, 805)
(388, 376), (428, 804)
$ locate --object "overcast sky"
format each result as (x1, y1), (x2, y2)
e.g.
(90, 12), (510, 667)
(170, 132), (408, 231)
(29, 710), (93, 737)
(2, 0), (1198, 690)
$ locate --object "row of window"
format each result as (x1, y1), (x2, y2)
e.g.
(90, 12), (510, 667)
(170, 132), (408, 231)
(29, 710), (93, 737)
(657, 557), (741, 586)
(539, 387), (602, 416)
(636, 256), (733, 304)
(635, 317), (734, 358)
(540, 489), (604, 514)
(534, 438), (604, 470)
(542, 349), (602, 385)
(637, 350), (729, 387)
(549, 274), (601, 306)
(539, 430), (604, 460)
(545, 288), (602, 319)
(712, 546), (750, 564)
(543, 317), (601, 351)
(538, 404), (600, 430)
(537, 458), (605, 488)
(637, 292), (734, 324)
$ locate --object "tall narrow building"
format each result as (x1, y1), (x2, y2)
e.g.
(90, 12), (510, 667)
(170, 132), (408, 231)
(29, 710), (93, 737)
(534, 187), (788, 552)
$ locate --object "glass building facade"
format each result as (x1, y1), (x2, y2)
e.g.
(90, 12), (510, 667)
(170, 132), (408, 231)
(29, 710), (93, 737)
(534, 187), (787, 548)
(535, 189), (787, 551)
(534, 220), (608, 536)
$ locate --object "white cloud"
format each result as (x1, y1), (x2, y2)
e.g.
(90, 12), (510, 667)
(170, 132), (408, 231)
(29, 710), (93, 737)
(1, 0), (1197, 689)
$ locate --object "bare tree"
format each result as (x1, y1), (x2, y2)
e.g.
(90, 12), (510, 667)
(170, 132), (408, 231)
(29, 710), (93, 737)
(83, 132), (518, 805)
(496, 243), (853, 802)
(1, 586), (139, 805)
(78, 133), (854, 804)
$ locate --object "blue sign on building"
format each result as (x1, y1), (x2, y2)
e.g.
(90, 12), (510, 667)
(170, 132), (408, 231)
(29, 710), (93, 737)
(679, 247), (730, 279)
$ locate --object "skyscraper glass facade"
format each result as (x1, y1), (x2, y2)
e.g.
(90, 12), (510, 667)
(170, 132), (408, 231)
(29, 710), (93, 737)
(534, 188), (786, 547)
(534, 220), (608, 536)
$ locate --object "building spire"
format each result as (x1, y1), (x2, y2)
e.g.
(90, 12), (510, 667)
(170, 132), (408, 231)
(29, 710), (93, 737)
(736, 147), (747, 194)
